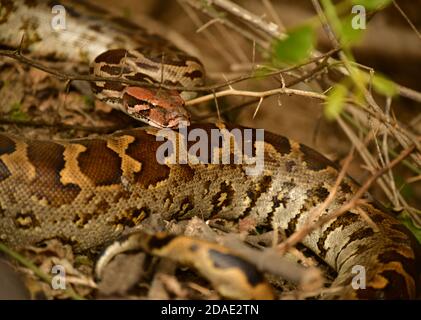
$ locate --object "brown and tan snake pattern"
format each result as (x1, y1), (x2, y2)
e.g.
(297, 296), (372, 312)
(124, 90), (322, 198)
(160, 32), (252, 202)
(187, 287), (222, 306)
(0, 0), (419, 299)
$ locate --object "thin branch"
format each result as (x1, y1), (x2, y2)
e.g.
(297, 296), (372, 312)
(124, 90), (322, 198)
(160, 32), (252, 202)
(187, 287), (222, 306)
(180, 0), (271, 48)
(0, 48), (337, 94)
(186, 86), (326, 106)
(277, 146), (355, 254)
(278, 143), (416, 252)
(210, 0), (284, 39)
(0, 243), (85, 300)
(392, 0), (421, 40)
(184, 0), (421, 104)
(312, 0), (421, 160)
(194, 58), (335, 120)
(0, 118), (126, 133)
(396, 84), (421, 103)
(184, 217), (323, 291)
(220, 234), (324, 292)
(261, 0), (286, 32)
(178, 0), (238, 64)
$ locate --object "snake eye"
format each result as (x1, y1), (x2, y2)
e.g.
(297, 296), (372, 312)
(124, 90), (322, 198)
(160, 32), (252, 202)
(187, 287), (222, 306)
(123, 91), (148, 109)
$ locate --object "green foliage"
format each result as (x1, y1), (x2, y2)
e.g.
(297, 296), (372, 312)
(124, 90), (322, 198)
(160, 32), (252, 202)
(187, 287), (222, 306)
(321, 0), (367, 47)
(271, 25), (315, 65)
(325, 84), (347, 120)
(268, 0), (398, 123)
(320, 0), (342, 33)
(352, 0), (393, 10)
(372, 73), (398, 97)
(398, 211), (421, 245)
(339, 15), (365, 46)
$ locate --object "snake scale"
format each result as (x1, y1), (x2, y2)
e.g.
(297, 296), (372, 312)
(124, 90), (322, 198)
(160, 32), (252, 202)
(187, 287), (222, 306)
(0, 0), (419, 299)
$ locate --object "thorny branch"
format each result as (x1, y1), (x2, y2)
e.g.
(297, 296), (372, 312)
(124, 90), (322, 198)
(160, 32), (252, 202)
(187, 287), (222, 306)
(187, 0), (421, 103)
(0, 48), (335, 94)
(186, 86), (326, 105)
(190, 0), (421, 151)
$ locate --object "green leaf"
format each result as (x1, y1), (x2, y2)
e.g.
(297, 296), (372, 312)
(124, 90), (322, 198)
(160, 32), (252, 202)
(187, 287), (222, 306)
(352, 0), (392, 10)
(372, 74), (398, 97)
(320, 0), (342, 34)
(398, 211), (421, 245)
(325, 84), (347, 120)
(340, 15), (365, 46)
(271, 25), (315, 65)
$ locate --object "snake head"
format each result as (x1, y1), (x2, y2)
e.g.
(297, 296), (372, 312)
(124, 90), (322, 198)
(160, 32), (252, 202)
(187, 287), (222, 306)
(122, 86), (190, 128)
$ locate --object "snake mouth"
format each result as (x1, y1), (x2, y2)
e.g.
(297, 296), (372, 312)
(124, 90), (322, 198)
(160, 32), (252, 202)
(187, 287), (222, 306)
(125, 101), (191, 128)
(122, 87), (190, 128)
(143, 113), (190, 129)
(165, 116), (191, 129)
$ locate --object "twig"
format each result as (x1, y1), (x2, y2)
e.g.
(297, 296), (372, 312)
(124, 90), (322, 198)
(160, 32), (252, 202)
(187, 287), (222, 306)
(261, 0), (286, 32)
(312, 0), (421, 160)
(184, 0), (421, 104)
(186, 86), (326, 106)
(392, 0), (421, 40)
(220, 234), (324, 292)
(382, 97), (400, 207)
(308, 147), (355, 223)
(178, 0), (238, 64)
(209, 0), (283, 39)
(341, 109), (421, 223)
(0, 118), (126, 133)
(0, 243), (85, 300)
(278, 143), (416, 252)
(311, 0), (340, 49)
(0, 49), (182, 90)
(337, 115), (395, 202)
(396, 84), (421, 103)
(195, 57), (335, 120)
(184, 217), (323, 290)
(277, 146), (355, 255)
(0, 48), (337, 94)
(180, 0), (271, 48)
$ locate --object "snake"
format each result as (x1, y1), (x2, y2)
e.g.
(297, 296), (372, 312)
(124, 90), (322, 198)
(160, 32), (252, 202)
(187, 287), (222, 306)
(0, 0), (419, 300)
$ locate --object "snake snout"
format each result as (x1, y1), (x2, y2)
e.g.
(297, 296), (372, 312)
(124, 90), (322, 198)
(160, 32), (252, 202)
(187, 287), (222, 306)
(165, 109), (191, 128)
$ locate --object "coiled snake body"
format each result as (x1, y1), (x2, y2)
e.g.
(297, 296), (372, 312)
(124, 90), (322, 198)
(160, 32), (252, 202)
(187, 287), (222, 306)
(0, 0), (419, 299)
